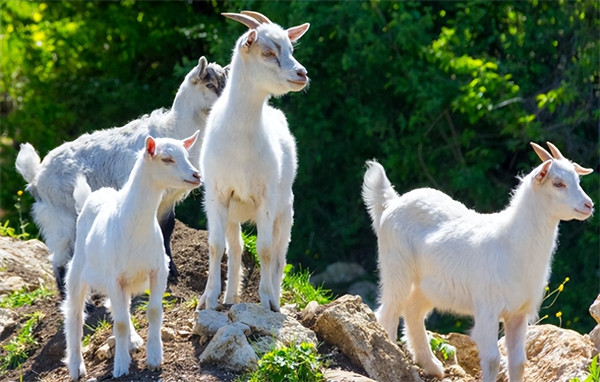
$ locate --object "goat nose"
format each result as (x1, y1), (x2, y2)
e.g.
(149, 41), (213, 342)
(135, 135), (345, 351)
(296, 68), (308, 80)
(585, 200), (594, 210)
(193, 172), (201, 181)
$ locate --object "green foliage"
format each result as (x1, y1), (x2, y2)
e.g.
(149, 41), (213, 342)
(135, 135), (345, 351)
(429, 335), (456, 361)
(242, 231), (259, 266)
(244, 341), (325, 382)
(0, 285), (54, 309)
(570, 355), (599, 382)
(1, 0), (597, 335)
(281, 265), (333, 310)
(0, 312), (44, 372)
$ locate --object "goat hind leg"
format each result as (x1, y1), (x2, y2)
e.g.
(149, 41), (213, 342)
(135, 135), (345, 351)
(256, 206), (278, 311)
(472, 311), (501, 382)
(403, 289), (443, 378)
(159, 208), (178, 284)
(146, 268), (167, 370)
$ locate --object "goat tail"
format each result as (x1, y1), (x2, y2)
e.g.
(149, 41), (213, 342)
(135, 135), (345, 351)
(72, 174), (92, 215)
(362, 160), (398, 233)
(15, 143), (41, 184)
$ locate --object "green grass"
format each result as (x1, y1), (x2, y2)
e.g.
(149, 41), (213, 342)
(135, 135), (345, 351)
(240, 341), (326, 382)
(0, 312), (44, 372)
(0, 285), (55, 309)
(281, 265), (333, 310)
(242, 231), (259, 265)
(429, 335), (456, 361)
(82, 319), (112, 347)
(135, 290), (177, 312)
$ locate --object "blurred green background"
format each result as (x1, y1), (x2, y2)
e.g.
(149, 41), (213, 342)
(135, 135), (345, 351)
(1, 1), (598, 334)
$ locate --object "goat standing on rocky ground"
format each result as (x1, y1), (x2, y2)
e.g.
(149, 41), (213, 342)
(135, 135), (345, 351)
(199, 11), (309, 312)
(362, 142), (594, 382)
(63, 133), (201, 380)
(15, 57), (227, 295)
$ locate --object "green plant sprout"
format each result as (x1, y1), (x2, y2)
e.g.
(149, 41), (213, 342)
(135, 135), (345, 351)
(0, 312), (44, 372)
(0, 285), (55, 309)
(281, 264), (333, 310)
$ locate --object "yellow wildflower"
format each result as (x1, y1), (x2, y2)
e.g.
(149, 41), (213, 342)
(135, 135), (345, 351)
(17, 190), (23, 197)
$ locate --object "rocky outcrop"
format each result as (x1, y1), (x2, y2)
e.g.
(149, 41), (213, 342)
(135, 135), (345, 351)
(498, 324), (595, 382)
(589, 293), (600, 355)
(305, 294), (423, 382)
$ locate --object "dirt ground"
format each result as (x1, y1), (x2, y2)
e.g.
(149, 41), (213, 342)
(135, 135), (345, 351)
(0, 221), (364, 382)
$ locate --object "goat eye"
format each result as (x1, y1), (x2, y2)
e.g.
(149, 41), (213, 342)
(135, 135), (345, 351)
(553, 181), (566, 189)
(162, 157), (175, 164)
(262, 50), (275, 58)
(205, 83), (215, 89)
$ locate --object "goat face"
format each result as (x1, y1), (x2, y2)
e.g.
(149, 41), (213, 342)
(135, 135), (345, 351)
(534, 159), (594, 221)
(184, 56), (229, 107)
(145, 133), (201, 190)
(238, 22), (310, 96)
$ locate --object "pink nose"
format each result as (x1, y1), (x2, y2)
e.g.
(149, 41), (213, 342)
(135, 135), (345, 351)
(585, 200), (594, 210)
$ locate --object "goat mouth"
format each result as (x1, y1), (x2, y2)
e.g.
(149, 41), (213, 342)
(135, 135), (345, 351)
(185, 180), (201, 186)
(575, 208), (592, 217)
(288, 80), (307, 87)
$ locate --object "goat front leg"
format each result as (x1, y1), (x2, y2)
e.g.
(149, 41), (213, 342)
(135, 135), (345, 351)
(223, 222), (243, 305)
(108, 284), (132, 378)
(256, 199), (278, 312)
(146, 268), (167, 371)
(199, 197), (227, 310)
(504, 314), (528, 382)
(270, 207), (293, 307)
(472, 310), (501, 382)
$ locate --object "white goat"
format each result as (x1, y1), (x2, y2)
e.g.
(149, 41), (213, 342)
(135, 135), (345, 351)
(198, 11), (309, 312)
(63, 133), (201, 380)
(15, 57), (227, 294)
(362, 142), (594, 382)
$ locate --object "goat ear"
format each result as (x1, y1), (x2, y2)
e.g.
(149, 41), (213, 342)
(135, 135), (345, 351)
(287, 23), (310, 43)
(574, 162), (593, 176)
(243, 30), (257, 48)
(183, 130), (200, 151)
(534, 160), (553, 184)
(145, 136), (156, 157)
(190, 56), (208, 84)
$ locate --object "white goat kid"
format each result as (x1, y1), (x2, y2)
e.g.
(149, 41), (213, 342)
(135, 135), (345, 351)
(362, 142), (594, 382)
(199, 11), (309, 312)
(15, 57), (227, 295)
(63, 133), (201, 380)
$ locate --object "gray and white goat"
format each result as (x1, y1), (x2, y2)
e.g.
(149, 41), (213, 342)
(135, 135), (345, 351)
(15, 57), (227, 295)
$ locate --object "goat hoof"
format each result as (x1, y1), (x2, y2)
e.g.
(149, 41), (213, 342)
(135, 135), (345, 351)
(147, 363), (162, 372)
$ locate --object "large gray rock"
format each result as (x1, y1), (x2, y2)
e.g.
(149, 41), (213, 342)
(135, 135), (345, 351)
(198, 322), (258, 371)
(311, 295), (422, 382)
(498, 324), (595, 382)
(192, 309), (231, 339)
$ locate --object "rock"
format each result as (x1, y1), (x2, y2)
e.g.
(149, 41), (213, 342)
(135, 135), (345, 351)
(0, 275), (28, 295)
(311, 262), (366, 286)
(439, 332), (480, 377)
(95, 342), (112, 360)
(192, 309), (230, 337)
(198, 322), (258, 371)
(590, 325), (600, 355)
(161, 327), (176, 342)
(300, 300), (319, 323)
(590, 294), (600, 325)
(0, 237), (54, 291)
(324, 368), (377, 382)
(0, 308), (18, 339)
(228, 303), (285, 336)
(312, 295), (422, 382)
(498, 324), (595, 382)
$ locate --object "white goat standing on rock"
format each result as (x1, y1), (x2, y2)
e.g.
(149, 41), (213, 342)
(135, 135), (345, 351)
(199, 11), (309, 312)
(15, 57), (227, 295)
(362, 142), (594, 382)
(63, 133), (201, 380)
